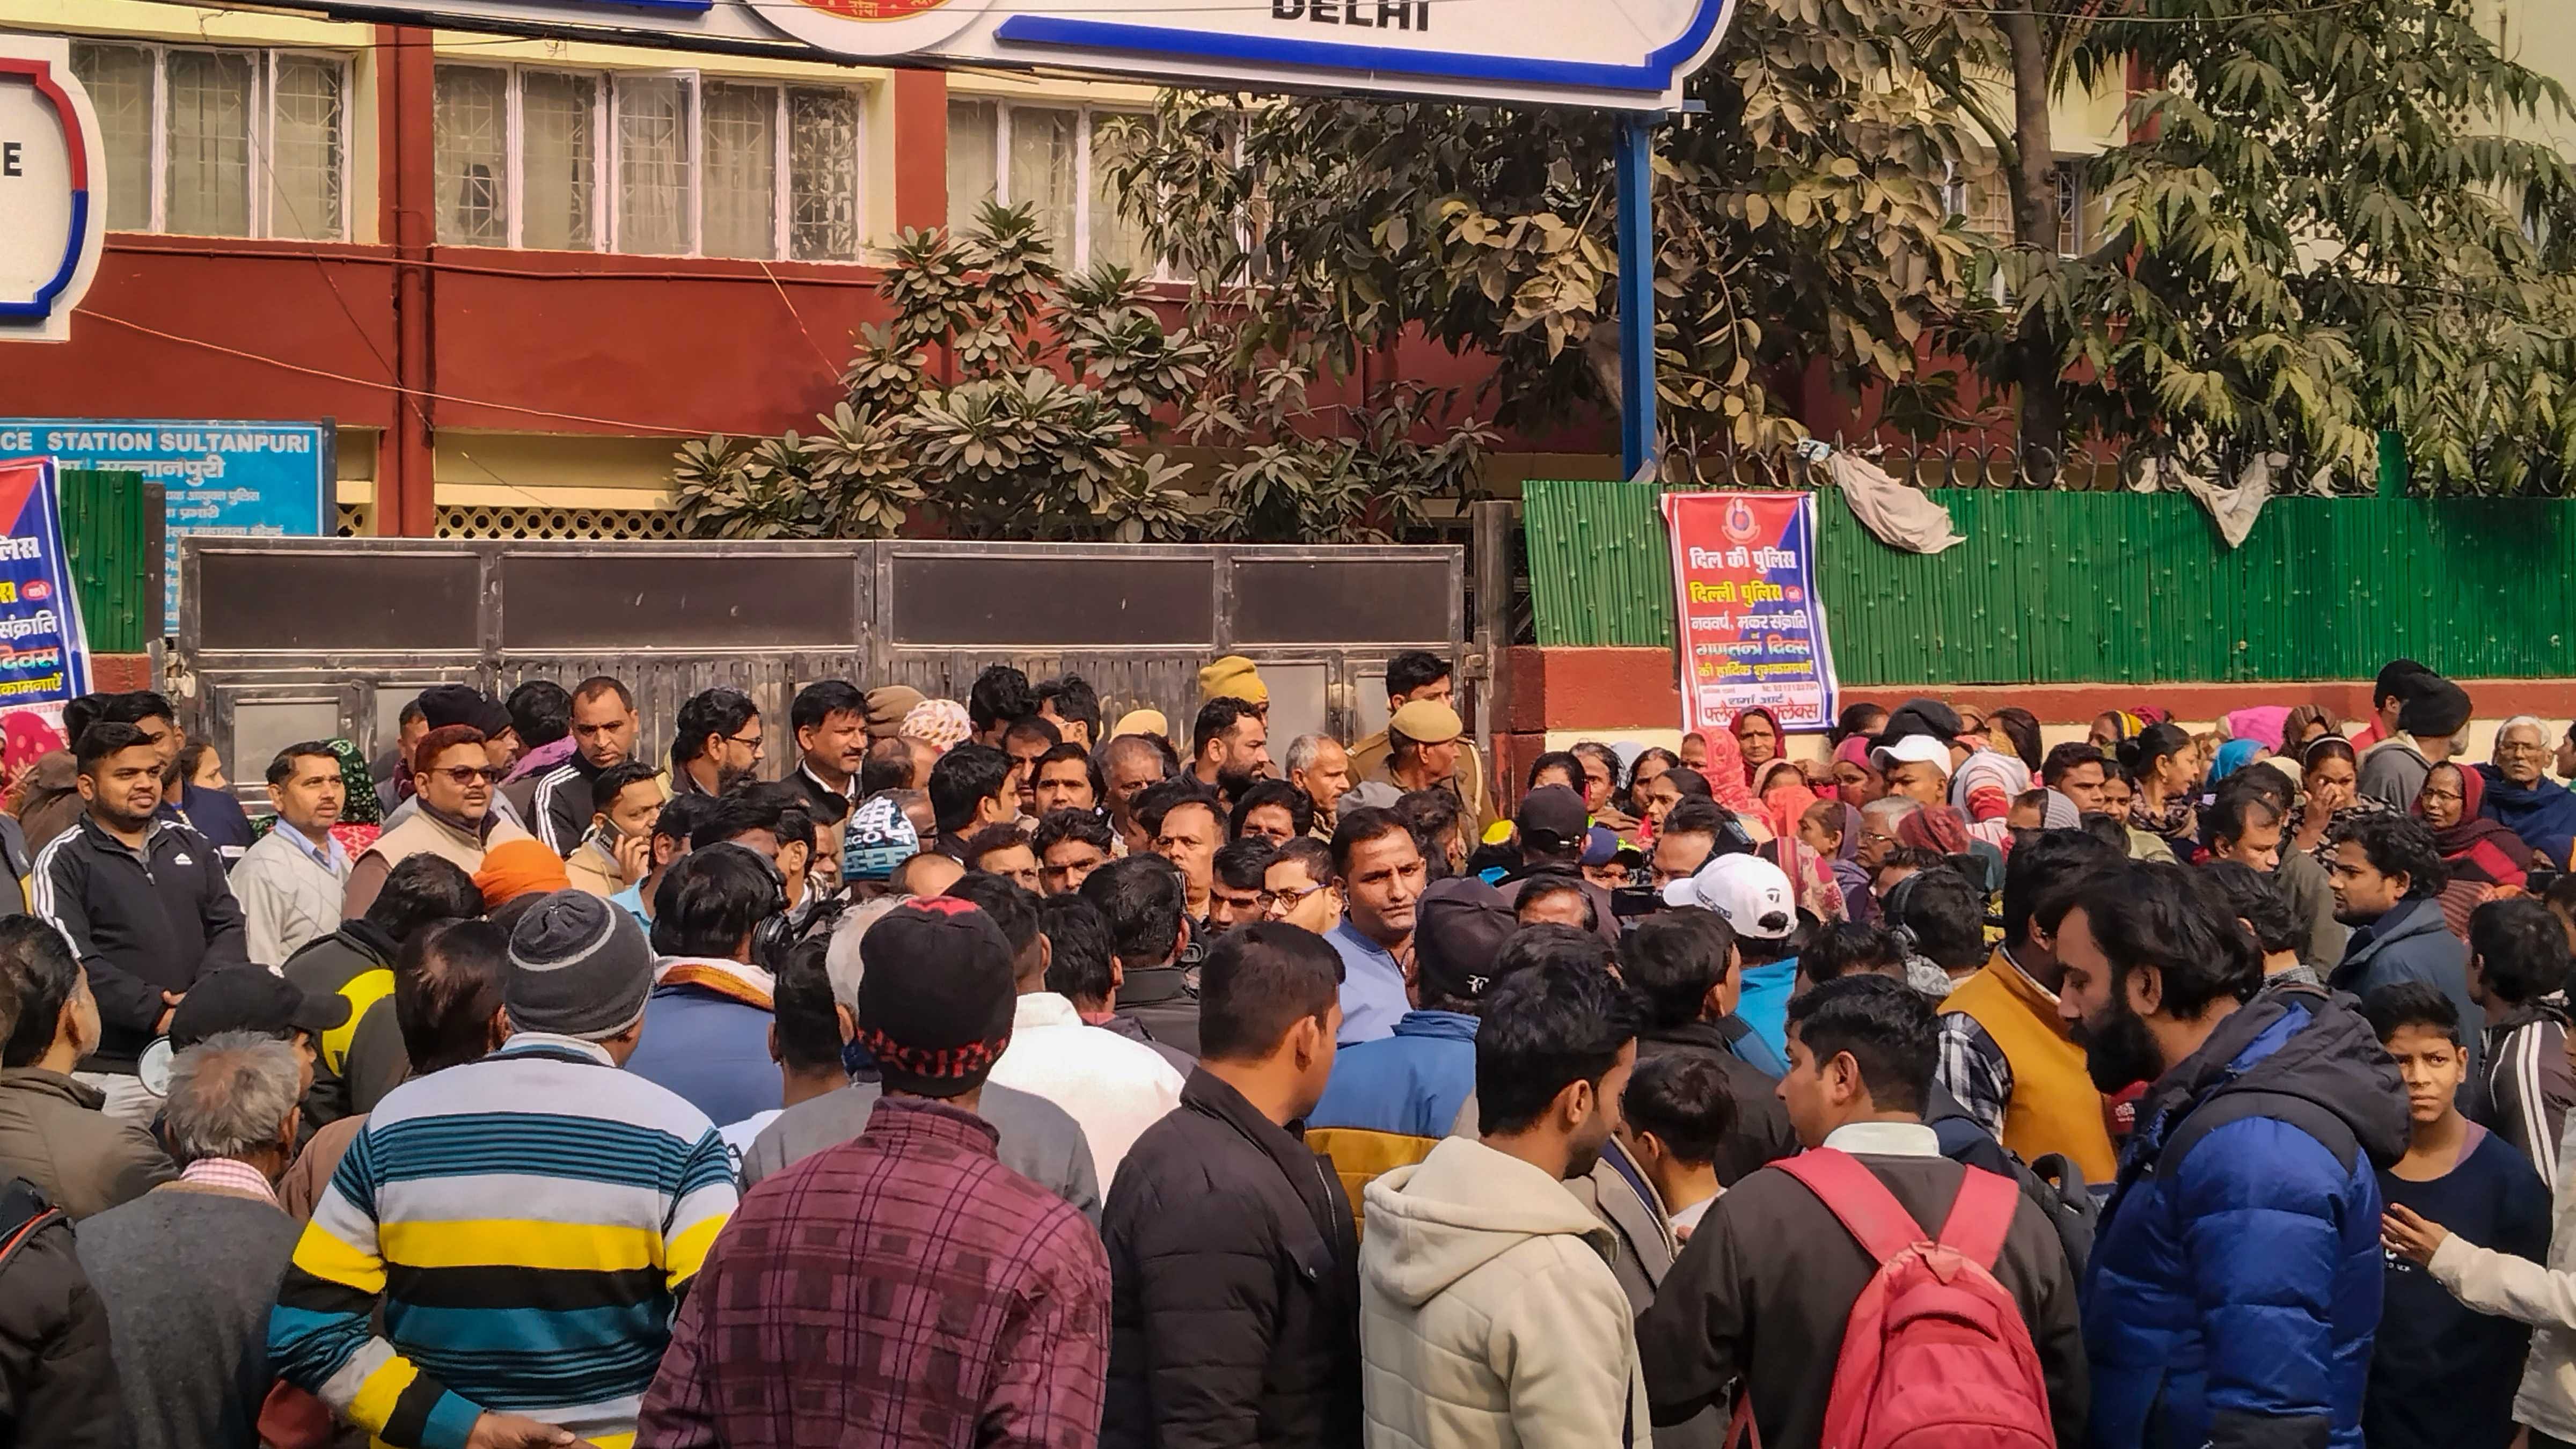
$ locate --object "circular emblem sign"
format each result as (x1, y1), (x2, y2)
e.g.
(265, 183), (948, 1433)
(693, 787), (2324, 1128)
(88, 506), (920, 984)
(757, 0), (993, 57)
(1, 42), (107, 344)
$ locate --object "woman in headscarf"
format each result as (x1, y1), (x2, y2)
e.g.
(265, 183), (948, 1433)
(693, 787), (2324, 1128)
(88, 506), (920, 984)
(2220, 707), (2292, 754)
(2477, 716), (2576, 870)
(2415, 761), (2539, 939)
(1831, 735), (1886, 807)
(1730, 707), (1784, 783)
(1692, 729), (1761, 815)
(326, 737), (385, 859)
(2119, 722), (2202, 854)
(2281, 704), (2341, 750)
(2209, 737), (2267, 787)
(2090, 710), (2149, 749)
(2286, 736), (2388, 867)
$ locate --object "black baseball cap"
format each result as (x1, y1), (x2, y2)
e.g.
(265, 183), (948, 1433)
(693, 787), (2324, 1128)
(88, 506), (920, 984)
(1516, 785), (1590, 853)
(857, 897), (1016, 1099)
(169, 965), (351, 1050)
(1414, 878), (1521, 1005)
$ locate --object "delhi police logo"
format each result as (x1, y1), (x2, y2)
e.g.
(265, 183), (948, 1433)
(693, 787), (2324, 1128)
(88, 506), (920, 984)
(20, 579), (47, 602)
(763, 0), (991, 55)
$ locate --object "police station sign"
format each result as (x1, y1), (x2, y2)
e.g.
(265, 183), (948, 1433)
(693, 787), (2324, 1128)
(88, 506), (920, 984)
(0, 35), (106, 345)
(276, 0), (1732, 110)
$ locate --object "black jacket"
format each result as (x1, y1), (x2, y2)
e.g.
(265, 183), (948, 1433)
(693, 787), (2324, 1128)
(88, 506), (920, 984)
(1636, 1021), (1801, 1185)
(280, 921), (409, 1131)
(1115, 963), (1204, 1058)
(32, 817), (249, 1071)
(0, 1177), (124, 1449)
(1102, 1069), (1362, 1449)
(528, 753), (611, 857)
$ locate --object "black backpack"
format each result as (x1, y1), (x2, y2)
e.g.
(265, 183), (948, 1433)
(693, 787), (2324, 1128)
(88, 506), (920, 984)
(0, 1177), (65, 1278)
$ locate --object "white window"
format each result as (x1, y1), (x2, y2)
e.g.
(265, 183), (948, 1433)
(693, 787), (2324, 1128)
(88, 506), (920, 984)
(69, 41), (349, 240)
(947, 98), (1161, 276)
(430, 64), (865, 260)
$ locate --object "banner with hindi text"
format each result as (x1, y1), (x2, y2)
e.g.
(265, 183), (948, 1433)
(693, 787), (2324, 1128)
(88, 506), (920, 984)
(0, 457), (93, 721)
(1660, 491), (1836, 734)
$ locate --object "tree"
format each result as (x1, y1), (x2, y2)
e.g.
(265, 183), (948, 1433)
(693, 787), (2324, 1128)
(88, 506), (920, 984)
(1100, 0), (1990, 482)
(1944, 0), (2576, 491)
(673, 201), (1495, 541)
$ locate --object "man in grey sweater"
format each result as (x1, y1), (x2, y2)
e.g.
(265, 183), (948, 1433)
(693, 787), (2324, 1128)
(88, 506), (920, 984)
(76, 1032), (306, 1449)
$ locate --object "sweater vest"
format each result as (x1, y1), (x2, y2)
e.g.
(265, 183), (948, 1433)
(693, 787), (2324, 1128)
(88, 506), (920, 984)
(1941, 950), (2118, 1182)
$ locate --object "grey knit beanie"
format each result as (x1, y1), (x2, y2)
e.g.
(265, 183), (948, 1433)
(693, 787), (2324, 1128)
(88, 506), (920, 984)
(504, 889), (654, 1040)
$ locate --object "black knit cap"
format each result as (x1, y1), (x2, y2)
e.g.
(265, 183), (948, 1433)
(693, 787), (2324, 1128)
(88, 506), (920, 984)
(2397, 677), (2472, 740)
(857, 897), (1017, 1099)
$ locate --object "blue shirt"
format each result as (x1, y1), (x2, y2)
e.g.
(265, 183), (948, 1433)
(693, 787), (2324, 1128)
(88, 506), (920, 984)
(1330, 920), (1410, 1045)
(270, 820), (350, 874)
(609, 882), (651, 932)
(1736, 957), (1799, 1064)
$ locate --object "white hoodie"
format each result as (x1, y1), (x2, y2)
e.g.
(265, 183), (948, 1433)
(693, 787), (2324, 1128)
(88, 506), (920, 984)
(1358, 1135), (1650, 1448)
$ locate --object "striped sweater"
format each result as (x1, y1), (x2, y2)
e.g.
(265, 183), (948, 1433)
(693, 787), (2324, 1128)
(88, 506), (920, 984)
(267, 1033), (739, 1449)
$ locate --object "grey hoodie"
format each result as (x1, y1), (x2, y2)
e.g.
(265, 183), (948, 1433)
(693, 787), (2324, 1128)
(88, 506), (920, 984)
(1357, 1135), (1649, 1448)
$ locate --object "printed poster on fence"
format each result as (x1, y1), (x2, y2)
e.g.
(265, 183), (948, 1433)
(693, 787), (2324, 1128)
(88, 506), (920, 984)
(1662, 491), (1838, 734)
(0, 419), (332, 634)
(0, 458), (94, 735)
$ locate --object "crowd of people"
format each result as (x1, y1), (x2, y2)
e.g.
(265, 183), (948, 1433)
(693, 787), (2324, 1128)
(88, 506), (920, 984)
(5, 647), (2576, 1448)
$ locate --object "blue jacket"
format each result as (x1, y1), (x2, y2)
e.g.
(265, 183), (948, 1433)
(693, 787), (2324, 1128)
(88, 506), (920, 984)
(2083, 989), (2407, 1449)
(2332, 895), (2485, 1089)
(623, 983), (781, 1131)
(1305, 1011), (1475, 1226)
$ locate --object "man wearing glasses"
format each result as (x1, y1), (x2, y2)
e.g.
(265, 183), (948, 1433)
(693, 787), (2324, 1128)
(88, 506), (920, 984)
(672, 687), (766, 797)
(340, 724), (535, 919)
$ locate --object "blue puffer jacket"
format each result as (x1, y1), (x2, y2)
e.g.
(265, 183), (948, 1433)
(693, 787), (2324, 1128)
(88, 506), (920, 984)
(2083, 989), (2407, 1449)
(1305, 1011), (1477, 1230)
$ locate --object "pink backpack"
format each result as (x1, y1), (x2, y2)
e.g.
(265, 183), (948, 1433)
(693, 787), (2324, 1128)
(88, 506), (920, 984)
(1727, 1148), (2055, 1449)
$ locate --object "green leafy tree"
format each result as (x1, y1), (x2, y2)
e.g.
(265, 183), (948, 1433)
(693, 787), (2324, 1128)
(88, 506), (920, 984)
(2041, 0), (2576, 492)
(1100, 0), (1989, 481)
(674, 201), (1488, 540)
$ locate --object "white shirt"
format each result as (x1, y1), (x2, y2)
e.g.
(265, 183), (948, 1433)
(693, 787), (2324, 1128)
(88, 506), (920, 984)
(987, 991), (1185, 1187)
(1821, 1119), (1943, 1158)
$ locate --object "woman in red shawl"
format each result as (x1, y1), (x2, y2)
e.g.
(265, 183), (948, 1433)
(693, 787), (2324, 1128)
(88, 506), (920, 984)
(1730, 707), (1784, 784)
(2414, 761), (2538, 939)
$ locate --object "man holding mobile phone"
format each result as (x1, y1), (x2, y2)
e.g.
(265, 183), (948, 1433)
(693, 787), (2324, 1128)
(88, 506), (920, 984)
(567, 762), (670, 899)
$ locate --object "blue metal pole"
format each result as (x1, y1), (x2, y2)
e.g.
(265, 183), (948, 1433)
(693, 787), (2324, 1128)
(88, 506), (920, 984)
(1616, 114), (1657, 481)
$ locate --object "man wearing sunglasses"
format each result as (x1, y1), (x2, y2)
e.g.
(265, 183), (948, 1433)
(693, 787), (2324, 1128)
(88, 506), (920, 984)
(340, 724), (536, 920)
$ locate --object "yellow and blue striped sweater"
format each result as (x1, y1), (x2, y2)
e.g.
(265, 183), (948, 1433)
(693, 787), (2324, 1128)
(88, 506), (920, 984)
(268, 1032), (738, 1449)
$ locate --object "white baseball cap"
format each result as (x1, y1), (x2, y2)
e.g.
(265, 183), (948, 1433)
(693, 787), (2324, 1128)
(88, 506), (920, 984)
(1662, 852), (1798, 939)
(1870, 734), (1952, 775)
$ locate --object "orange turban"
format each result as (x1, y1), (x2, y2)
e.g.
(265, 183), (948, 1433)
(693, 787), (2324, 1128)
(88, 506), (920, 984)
(474, 838), (572, 909)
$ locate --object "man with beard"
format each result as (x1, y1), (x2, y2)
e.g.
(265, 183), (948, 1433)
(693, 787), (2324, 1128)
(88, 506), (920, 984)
(34, 723), (252, 1124)
(670, 687), (765, 797)
(1357, 958), (1649, 1447)
(2060, 861), (2406, 1449)
(1188, 697), (1272, 808)
(1639, 975), (2086, 1449)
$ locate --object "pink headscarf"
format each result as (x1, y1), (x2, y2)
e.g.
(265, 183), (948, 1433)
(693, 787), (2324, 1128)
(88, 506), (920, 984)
(1693, 728), (1759, 813)
(1762, 779), (1820, 844)
(2222, 706), (2292, 752)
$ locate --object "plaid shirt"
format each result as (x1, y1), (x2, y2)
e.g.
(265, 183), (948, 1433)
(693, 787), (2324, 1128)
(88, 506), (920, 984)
(635, 1094), (1111, 1449)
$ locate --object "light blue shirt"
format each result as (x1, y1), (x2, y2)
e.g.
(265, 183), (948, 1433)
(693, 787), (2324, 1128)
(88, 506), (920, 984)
(610, 882), (651, 933)
(1329, 919), (1410, 1046)
(272, 822), (349, 875)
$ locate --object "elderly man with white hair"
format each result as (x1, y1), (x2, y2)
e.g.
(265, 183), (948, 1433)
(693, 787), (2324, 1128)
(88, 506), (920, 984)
(76, 1032), (305, 1449)
(1284, 732), (1355, 838)
(2478, 715), (2576, 870)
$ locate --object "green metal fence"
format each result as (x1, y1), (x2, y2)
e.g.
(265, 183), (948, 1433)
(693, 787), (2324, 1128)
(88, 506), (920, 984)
(58, 470), (156, 655)
(1523, 479), (2576, 684)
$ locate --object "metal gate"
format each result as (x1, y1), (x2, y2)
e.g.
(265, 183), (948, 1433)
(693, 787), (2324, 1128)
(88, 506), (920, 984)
(173, 537), (1469, 784)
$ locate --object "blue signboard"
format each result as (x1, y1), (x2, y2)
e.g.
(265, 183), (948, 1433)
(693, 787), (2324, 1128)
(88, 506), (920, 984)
(0, 458), (93, 716)
(0, 419), (332, 634)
